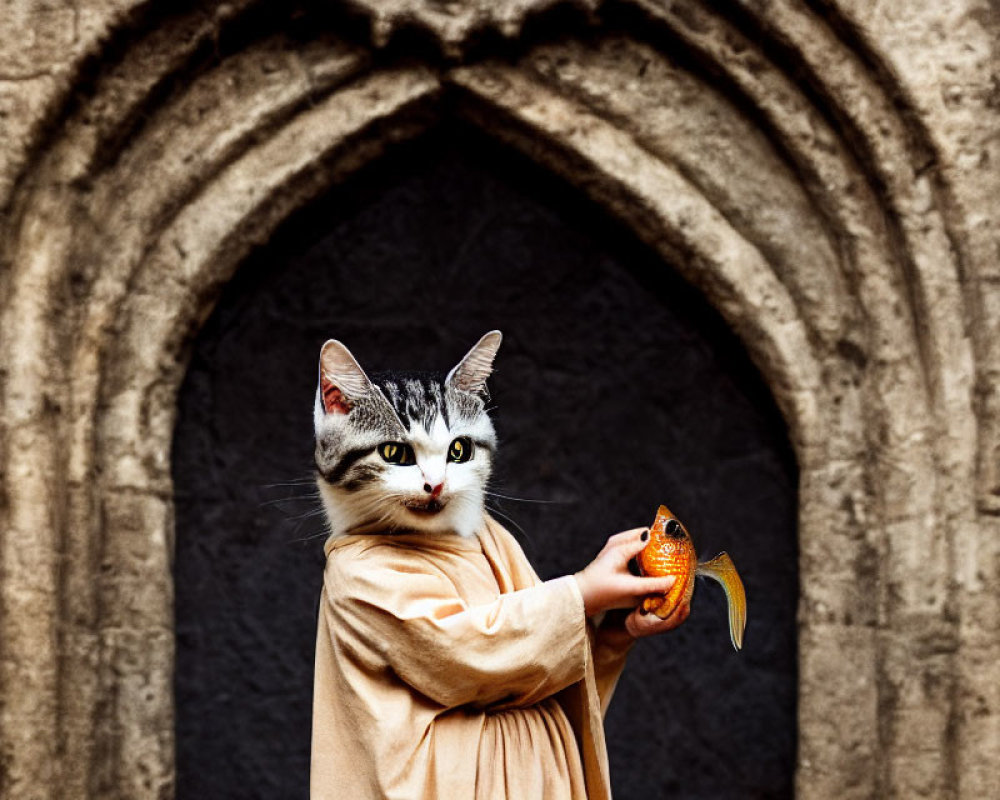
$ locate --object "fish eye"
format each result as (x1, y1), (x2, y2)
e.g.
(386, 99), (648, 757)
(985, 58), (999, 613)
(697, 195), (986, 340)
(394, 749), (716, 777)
(447, 437), (474, 463)
(378, 442), (414, 465)
(665, 519), (681, 536)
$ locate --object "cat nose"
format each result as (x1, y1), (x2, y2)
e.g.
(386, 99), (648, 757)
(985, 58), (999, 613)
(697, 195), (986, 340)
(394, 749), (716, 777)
(423, 482), (444, 499)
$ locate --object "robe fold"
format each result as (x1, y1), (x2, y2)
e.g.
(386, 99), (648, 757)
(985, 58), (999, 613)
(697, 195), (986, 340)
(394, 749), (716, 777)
(311, 516), (632, 799)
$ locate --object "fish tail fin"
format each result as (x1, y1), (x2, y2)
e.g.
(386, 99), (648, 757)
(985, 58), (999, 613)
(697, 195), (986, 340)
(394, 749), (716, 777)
(696, 552), (747, 651)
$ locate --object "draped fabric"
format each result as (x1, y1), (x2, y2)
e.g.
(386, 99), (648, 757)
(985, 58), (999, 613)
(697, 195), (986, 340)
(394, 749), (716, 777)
(311, 516), (632, 799)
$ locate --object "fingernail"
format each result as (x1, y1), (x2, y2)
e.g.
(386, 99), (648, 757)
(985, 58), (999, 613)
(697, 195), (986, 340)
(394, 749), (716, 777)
(640, 529), (649, 542)
(627, 557), (640, 576)
(639, 606), (648, 616)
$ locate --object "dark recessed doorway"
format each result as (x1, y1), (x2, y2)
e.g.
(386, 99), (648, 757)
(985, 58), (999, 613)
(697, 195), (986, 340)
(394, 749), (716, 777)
(172, 125), (798, 799)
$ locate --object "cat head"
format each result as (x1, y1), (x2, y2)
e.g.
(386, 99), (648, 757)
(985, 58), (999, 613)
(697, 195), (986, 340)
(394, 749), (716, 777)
(313, 331), (502, 538)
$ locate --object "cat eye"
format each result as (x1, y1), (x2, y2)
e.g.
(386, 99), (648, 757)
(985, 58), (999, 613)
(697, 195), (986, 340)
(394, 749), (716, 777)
(447, 437), (474, 463)
(378, 442), (415, 465)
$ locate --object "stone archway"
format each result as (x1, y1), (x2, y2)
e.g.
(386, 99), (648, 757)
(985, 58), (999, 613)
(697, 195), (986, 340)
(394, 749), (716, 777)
(0, 2), (996, 799)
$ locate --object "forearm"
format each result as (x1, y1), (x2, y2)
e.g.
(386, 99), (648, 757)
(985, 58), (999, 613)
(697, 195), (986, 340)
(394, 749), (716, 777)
(333, 574), (590, 709)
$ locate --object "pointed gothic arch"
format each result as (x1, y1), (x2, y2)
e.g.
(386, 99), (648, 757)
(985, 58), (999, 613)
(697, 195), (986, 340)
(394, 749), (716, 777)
(0, 3), (994, 798)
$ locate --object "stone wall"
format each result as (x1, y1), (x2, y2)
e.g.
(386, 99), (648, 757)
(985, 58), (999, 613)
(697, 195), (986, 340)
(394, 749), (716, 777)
(0, 1), (997, 798)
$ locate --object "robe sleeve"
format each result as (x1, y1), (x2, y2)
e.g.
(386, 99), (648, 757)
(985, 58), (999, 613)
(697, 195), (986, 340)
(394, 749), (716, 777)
(325, 546), (590, 710)
(590, 626), (634, 715)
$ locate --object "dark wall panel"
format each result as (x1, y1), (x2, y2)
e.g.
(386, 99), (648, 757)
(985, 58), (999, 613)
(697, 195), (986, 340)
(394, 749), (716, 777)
(172, 127), (798, 799)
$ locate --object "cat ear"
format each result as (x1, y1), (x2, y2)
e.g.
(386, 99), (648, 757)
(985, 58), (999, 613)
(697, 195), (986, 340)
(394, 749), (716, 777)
(318, 339), (374, 415)
(446, 330), (502, 396)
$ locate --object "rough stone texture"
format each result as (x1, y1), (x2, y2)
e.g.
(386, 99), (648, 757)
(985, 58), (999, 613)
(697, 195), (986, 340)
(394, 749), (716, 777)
(344, 0), (601, 51)
(0, 1), (996, 798)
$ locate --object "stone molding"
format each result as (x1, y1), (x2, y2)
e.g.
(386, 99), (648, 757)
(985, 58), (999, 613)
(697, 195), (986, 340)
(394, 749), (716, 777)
(344, 0), (601, 52)
(0, 1), (997, 798)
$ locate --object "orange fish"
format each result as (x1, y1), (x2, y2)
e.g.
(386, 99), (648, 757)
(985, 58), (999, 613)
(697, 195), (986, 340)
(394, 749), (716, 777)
(637, 504), (747, 650)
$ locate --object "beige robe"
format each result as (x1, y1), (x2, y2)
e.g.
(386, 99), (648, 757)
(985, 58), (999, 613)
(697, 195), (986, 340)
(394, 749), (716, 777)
(311, 516), (632, 799)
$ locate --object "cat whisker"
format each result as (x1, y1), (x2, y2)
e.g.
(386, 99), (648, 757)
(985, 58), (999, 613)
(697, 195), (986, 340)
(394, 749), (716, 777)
(485, 503), (530, 540)
(259, 495), (319, 509)
(285, 508), (328, 522)
(484, 490), (561, 505)
(260, 477), (319, 489)
(287, 527), (333, 544)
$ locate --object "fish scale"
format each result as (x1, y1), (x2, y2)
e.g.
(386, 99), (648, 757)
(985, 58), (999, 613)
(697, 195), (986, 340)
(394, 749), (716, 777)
(637, 504), (747, 651)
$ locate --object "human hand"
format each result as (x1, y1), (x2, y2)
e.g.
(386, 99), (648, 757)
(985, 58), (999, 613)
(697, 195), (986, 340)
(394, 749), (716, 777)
(594, 599), (692, 648)
(622, 595), (691, 638)
(574, 527), (676, 618)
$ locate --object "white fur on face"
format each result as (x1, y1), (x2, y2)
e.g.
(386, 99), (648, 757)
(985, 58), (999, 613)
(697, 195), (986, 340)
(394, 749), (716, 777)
(314, 333), (503, 540)
(318, 411), (495, 538)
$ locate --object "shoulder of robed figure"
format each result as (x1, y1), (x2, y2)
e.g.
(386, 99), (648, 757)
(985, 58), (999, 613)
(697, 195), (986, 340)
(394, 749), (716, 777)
(324, 534), (455, 596)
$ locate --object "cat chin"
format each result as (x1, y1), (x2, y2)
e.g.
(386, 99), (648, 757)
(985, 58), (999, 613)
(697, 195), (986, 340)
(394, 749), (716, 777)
(398, 501), (482, 539)
(319, 481), (483, 539)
